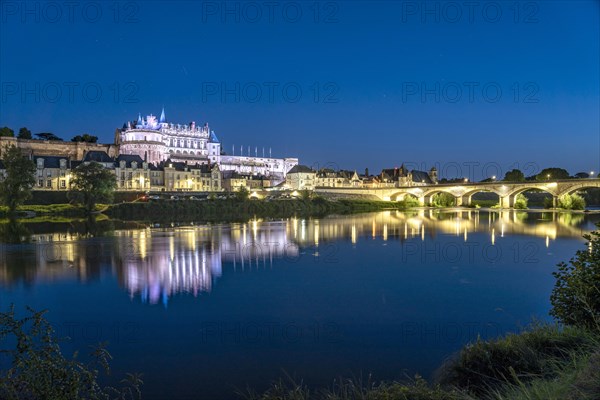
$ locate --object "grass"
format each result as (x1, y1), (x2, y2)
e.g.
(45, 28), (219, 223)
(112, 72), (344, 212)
(437, 323), (599, 397)
(0, 203), (107, 217)
(241, 374), (463, 400)
(247, 324), (600, 400)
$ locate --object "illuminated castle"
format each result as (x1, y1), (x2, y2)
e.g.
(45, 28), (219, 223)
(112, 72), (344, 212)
(118, 108), (298, 183)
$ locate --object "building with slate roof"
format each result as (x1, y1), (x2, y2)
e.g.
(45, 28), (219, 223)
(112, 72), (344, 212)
(118, 108), (297, 184)
(33, 155), (72, 190)
(286, 165), (316, 190)
(379, 164), (438, 187)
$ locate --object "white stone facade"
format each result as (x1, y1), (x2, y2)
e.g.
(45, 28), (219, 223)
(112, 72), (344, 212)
(119, 109), (297, 183)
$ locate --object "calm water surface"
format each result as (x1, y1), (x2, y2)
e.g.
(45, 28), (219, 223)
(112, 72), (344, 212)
(0, 210), (598, 399)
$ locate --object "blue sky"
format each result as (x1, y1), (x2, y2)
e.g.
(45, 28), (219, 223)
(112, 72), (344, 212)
(1, 0), (598, 179)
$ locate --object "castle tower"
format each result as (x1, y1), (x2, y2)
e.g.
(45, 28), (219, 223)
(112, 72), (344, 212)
(429, 167), (438, 183)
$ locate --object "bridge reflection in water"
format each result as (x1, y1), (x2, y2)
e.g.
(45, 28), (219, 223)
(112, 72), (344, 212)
(0, 210), (596, 304)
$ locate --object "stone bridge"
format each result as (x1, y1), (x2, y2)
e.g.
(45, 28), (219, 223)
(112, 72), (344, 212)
(315, 179), (600, 207)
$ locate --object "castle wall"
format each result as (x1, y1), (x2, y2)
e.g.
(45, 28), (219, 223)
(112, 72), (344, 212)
(0, 137), (118, 159)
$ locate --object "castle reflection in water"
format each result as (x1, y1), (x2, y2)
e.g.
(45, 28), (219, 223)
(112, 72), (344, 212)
(0, 210), (596, 305)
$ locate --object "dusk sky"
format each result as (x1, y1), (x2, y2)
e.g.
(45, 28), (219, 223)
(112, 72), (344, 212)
(1, 0), (598, 180)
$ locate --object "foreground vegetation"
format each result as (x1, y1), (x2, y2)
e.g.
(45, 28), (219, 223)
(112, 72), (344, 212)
(0, 306), (143, 400)
(243, 325), (600, 400)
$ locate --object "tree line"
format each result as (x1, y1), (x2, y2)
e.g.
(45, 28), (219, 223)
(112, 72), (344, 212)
(0, 126), (97, 143)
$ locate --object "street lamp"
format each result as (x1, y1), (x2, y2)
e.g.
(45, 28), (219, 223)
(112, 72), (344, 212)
(547, 174), (551, 181)
(591, 171), (595, 178)
(492, 175), (496, 181)
(464, 178), (468, 183)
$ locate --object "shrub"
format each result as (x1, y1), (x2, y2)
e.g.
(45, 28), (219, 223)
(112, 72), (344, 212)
(431, 193), (456, 207)
(436, 324), (597, 396)
(0, 305), (142, 400)
(398, 195), (421, 208)
(557, 193), (586, 210)
(513, 193), (528, 209)
(550, 229), (600, 330)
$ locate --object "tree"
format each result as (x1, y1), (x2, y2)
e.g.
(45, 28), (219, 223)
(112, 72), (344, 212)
(574, 172), (590, 179)
(71, 134), (98, 143)
(68, 162), (116, 213)
(0, 305), (143, 400)
(550, 229), (600, 329)
(503, 169), (525, 182)
(300, 189), (313, 201)
(17, 127), (32, 139)
(431, 192), (455, 207)
(0, 126), (14, 137)
(0, 146), (36, 215)
(557, 193), (586, 210)
(235, 186), (249, 201)
(536, 168), (570, 181)
(513, 193), (528, 209)
(35, 132), (62, 141)
(235, 186), (250, 201)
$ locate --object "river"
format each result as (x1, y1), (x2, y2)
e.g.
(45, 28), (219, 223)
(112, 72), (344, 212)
(0, 209), (598, 399)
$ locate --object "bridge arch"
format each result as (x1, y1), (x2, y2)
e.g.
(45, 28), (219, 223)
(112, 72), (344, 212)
(421, 189), (461, 206)
(459, 188), (503, 207)
(389, 192), (420, 202)
(506, 186), (558, 198)
(501, 186), (558, 208)
(558, 183), (600, 197)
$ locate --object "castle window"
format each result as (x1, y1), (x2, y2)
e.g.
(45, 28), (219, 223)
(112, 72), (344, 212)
(38, 179), (43, 187)
(46, 180), (52, 188)
(37, 159), (44, 168)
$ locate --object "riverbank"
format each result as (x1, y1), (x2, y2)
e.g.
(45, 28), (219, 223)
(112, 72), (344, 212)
(0, 204), (106, 219)
(106, 198), (419, 222)
(3, 198), (598, 222)
(246, 324), (599, 400)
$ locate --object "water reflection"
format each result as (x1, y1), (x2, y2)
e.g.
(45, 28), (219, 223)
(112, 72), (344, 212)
(1, 210), (597, 303)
